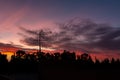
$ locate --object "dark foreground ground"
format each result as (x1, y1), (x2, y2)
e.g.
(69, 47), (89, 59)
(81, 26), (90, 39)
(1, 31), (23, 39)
(39, 65), (120, 80)
(0, 65), (120, 80)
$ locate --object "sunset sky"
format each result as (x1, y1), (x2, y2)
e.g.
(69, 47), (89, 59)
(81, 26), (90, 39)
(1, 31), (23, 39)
(0, 0), (120, 59)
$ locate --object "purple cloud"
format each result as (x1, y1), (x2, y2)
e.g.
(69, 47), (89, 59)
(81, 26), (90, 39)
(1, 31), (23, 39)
(19, 18), (120, 53)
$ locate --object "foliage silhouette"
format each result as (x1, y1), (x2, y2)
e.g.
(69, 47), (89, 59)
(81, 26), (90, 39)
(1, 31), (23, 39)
(0, 50), (120, 80)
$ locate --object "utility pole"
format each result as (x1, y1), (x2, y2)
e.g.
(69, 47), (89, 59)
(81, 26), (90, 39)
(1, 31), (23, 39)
(38, 30), (42, 53)
(37, 29), (52, 53)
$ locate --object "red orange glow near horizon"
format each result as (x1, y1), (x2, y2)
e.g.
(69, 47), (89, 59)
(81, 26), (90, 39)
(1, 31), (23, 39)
(0, 47), (120, 61)
(0, 0), (120, 61)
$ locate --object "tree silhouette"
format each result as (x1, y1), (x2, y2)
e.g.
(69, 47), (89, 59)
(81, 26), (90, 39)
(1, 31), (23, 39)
(0, 52), (8, 64)
(16, 50), (26, 59)
(95, 57), (100, 65)
(80, 53), (89, 60)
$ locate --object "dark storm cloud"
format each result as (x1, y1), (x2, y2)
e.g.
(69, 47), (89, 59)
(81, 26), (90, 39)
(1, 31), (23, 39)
(19, 18), (120, 53)
(19, 27), (55, 48)
(0, 42), (22, 49)
(93, 28), (120, 50)
(56, 18), (120, 52)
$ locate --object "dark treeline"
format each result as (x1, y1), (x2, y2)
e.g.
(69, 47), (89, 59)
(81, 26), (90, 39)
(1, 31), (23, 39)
(0, 50), (120, 80)
(0, 50), (120, 73)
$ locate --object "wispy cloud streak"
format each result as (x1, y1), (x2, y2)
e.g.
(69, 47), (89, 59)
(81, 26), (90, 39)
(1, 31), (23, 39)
(19, 18), (120, 53)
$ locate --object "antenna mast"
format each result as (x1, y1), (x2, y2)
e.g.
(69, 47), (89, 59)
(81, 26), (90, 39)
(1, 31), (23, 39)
(38, 30), (42, 53)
